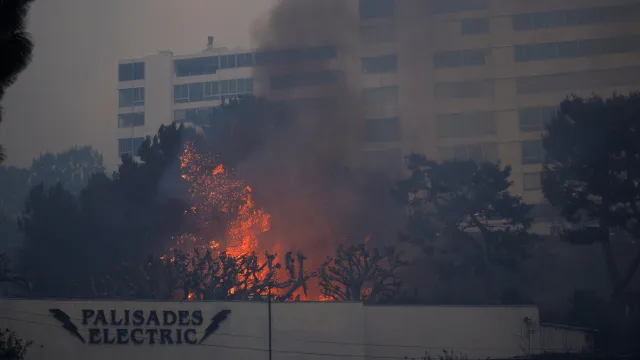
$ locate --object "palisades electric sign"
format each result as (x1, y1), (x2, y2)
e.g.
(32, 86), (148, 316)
(49, 308), (231, 345)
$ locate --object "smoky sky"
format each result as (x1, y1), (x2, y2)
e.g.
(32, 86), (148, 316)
(0, 0), (278, 170)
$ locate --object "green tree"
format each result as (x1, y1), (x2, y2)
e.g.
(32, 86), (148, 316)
(0, 0), (35, 163)
(542, 93), (640, 301)
(0, 329), (32, 360)
(397, 156), (535, 304)
(319, 242), (406, 302)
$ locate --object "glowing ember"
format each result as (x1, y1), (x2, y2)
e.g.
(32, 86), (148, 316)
(179, 143), (271, 256)
(171, 142), (315, 300)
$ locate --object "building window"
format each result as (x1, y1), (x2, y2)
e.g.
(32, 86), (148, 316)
(118, 62), (144, 82)
(434, 49), (490, 68)
(428, 0), (488, 14)
(219, 54), (237, 69)
(522, 139), (544, 164)
(204, 81), (220, 100)
(118, 112), (144, 128)
(174, 79), (253, 103)
(523, 172), (542, 191)
(439, 142), (498, 163)
(515, 66), (640, 94)
(519, 106), (556, 132)
(359, 0), (395, 19)
(236, 53), (255, 67)
(365, 117), (401, 142)
(514, 36), (640, 63)
(118, 87), (144, 107)
(118, 137), (145, 157)
(435, 80), (493, 99)
(175, 56), (219, 77)
(361, 54), (398, 74)
(362, 85), (399, 105)
(360, 24), (396, 44)
(461, 18), (490, 35)
(436, 111), (495, 138)
(512, 4), (640, 31)
(270, 70), (341, 90)
(174, 84), (189, 103)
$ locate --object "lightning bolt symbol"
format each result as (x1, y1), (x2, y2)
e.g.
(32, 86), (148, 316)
(49, 309), (85, 344)
(198, 309), (231, 345)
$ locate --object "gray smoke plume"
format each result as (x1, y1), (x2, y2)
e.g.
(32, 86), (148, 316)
(234, 0), (402, 270)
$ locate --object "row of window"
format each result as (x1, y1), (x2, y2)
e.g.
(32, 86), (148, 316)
(434, 48), (489, 68)
(174, 46), (338, 77)
(439, 142), (498, 163)
(519, 106), (556, 132)
(359, 17), (486, 46)
(359, 0), (488, 18)
(174, 78), (253, 103)
(435, 80), (493, 99)
(517, 66), (640, 95)
(432, 66), (640, 99)
(365, 117), (401, 143)
(118, 62), (144, 82)
(439, 139), (544, 167)
(512, 3), (640, 32)
(515, 36), (640, 63)
(433, 35), (639, 70)
(118, 112), (144, 128)
(361, 54), (398, 74)
(436, 111), (495, 139)
(270, 70), (342, 90)
(118, 137), (145, 157)
(118, 87), (145, 108)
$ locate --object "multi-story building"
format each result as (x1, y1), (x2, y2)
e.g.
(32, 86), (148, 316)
(117, 37), (257, 159)
(116, 37), (340, 160)
(118, 0), (640, 206)
(357, 0), (640, 204)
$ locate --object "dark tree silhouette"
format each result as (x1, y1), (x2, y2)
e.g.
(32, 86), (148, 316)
(107, 247), (313, 302)
(0, 329), (32, 360)
(397, 156), (536, 304)
(0, 166), (29, 215)
(542, 93), (640, 301)
(19, 124), (196, 298)
(0, 0), (35, 163)
(319, 242), (406, 302)
(29, 146), (105, 195)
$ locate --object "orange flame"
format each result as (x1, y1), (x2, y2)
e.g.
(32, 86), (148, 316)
(172, 143), (319, 300)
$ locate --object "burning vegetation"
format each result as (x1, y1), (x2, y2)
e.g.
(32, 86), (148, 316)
(153, 141), (406, 303)
(165, 142), (314, 301)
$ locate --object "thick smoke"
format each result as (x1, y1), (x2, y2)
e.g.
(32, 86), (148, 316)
(235, 0), (402, 268)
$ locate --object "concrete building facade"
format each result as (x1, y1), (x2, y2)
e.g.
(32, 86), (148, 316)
(117, 0), (640, 204)
(1, 299), (593, 360)
(117, 38), (256, 159)
(356, 0), (640, 204)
